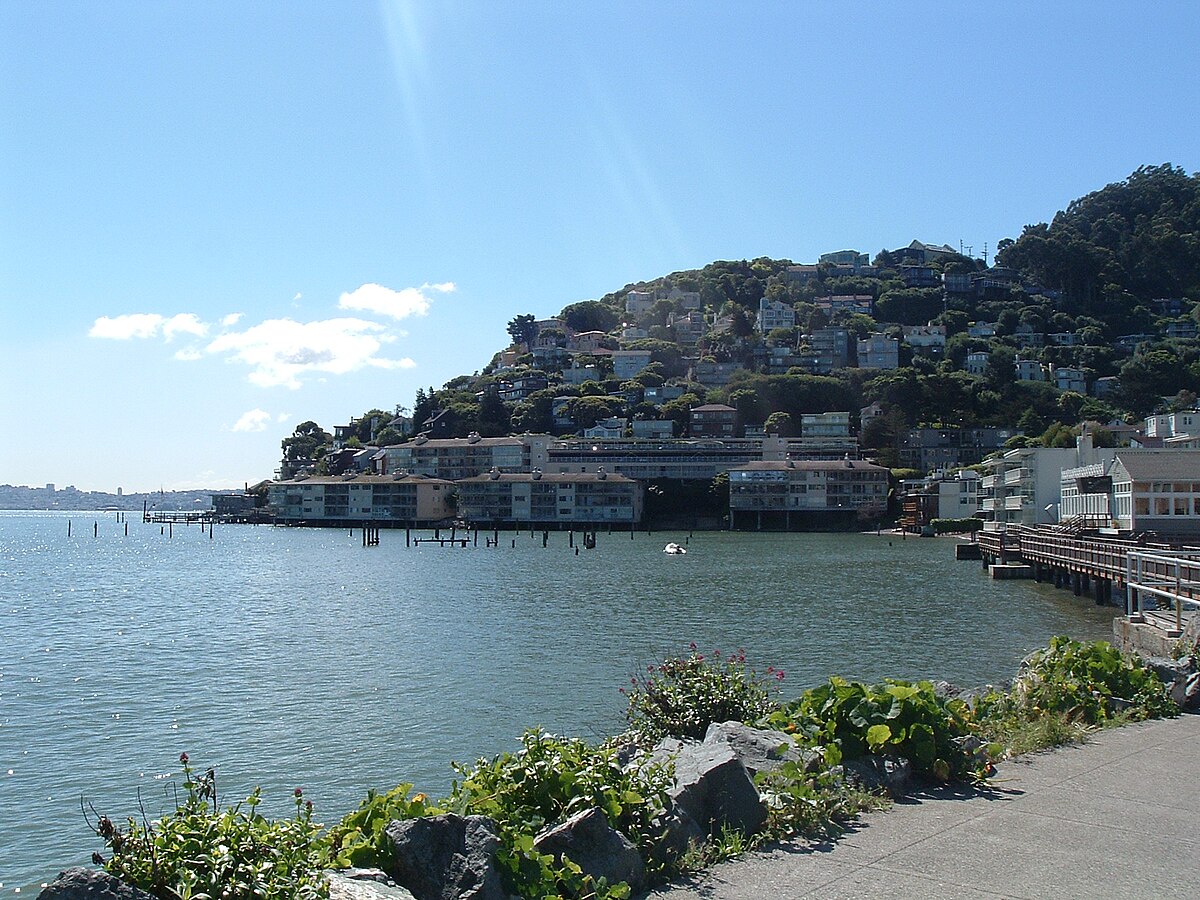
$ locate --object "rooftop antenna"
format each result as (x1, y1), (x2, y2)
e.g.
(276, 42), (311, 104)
(983, 242), (989, 266)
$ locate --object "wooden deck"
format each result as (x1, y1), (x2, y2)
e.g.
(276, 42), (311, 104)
(973, 525), (1200, 635)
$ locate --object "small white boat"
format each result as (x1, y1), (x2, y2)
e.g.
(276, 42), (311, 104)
(663, 542), (687, 555)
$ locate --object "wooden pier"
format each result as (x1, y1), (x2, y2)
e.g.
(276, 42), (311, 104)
(971, 525), (1200, 636)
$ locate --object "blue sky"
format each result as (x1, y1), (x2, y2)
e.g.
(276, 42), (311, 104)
(2, 1), (1198, 492)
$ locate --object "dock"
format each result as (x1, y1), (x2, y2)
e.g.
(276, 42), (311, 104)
(969, 525), (1200, 638)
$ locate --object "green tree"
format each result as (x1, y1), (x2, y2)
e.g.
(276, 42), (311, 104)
(559, 300), (618, 334)
(566, 395), (625, 430)
(764, 411), (794, 436)
(281, 421), (331, 465)
(506, 313), (538, 349)
(475, 389), (511, 437)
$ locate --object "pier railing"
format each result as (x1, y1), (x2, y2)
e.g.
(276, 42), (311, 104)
(1126, 549), (1200, 636)
(974, 525), (1200, 634)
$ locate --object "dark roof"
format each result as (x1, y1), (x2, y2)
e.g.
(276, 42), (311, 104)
(732, 459), (887, 473)
(273, 474), (454, 486)
(1112, 450), (1200, 480)
(458, 472), (637, 484)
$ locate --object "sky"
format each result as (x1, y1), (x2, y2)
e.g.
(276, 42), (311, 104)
(1, 1), (1198, 492)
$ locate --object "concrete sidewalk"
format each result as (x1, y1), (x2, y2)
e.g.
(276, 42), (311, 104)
(645, 714), (1200, 899)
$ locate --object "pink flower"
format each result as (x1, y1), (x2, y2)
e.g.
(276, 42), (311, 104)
(688, 641), (697, 650)
(179, 752), (189, 765)
(294, 787), (303, 798)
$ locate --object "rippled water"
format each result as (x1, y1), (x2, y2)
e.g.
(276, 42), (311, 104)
(0, 510), (1115, 891)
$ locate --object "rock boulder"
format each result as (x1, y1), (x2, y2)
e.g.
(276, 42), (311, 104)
(666, 741), (767, 837)
(702, 721), (802, 777)
(36, 869), (156, 900)
(385, 814), (506, 900)
(532, 807), (645, 893)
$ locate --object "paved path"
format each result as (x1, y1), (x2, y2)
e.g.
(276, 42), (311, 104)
(645, 714), (1200, 899)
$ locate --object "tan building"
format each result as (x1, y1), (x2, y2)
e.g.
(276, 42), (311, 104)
(268, 474), (455, 524)
(728, 458), (888, 528)
(456, 470), (643, 525)
(375, 434), (552, 480)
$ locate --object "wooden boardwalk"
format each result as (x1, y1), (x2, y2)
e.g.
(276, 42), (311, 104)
(973, 525), (1200, 636)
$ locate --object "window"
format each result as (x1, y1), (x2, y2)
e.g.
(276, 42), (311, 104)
(1135, 497), (1150, 516)
(1155, 497), (1170, 516)
(1177, 497), (1190, 516)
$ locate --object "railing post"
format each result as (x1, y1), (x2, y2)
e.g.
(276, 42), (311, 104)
(1175, 564), (1183, 636)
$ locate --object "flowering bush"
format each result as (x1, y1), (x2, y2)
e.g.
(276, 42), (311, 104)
(624, 646), (781, 741)
(91, 754), (327, 900)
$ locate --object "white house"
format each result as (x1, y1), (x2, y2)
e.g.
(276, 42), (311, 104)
(1110, 450), (1200, 534)
(757, 298), (796, 334)
(1051, 366), (1087, 393)
(965, 351), (990, 375)
(1015, 358), (1046, 382)
(857, 332), (899, 369)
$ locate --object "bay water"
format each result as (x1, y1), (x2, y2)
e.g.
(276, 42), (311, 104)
(0, 510), (1114, 892)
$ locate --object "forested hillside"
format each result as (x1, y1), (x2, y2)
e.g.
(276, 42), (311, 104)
(284, 165), (1200, 472)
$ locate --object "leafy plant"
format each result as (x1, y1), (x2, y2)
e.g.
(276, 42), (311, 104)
(973, 637), (1177, 744)
(443, 729), (672, 897)
(90, 754), (327, 900)
(624, 646), (781, 741)
(318, 784), (433, 870)
(767, 677), (989, 781)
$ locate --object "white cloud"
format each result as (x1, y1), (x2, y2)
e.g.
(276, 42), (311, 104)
(90, 312), (207, 341)
(206, 317), (413, 388)
(89, 313), (167, 339)
(221, 313), (244, 327)
(337, 281), (453, 320)
(174, 348), (203, 361)
(162, 313), (207, 340)
(232, 408), (273, 432)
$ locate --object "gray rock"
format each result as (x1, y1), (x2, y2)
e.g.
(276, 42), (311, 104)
(646, 803), (705, 867)
(327, 869), (418, 900)
(666, 741), (767, 837)
(702, 721), (801, 777)
(843, 754), (913, 798)
(1171, 670), (1200, 711)
(385, 814), (506, 900)
(533, 807), (645, 893)
(1144, 655), (1195, 685)
(36, 868), (156, 900)
(647, 736), (689, 768)
(932, 680), (961, 698)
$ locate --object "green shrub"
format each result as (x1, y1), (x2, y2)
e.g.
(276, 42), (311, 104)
(974, 637), (1177, 740)
(435, 729), (672, 898)
(318, 784), (434, 870)
(624, 647), (781, 741)
(92, 754), (327, 900)
(767, 677), (989, 782)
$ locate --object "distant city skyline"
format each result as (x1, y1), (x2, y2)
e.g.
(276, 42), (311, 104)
(2, 2), (1198, 491)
